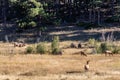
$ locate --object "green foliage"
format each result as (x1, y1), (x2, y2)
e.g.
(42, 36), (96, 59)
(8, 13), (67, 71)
(10, 0), (46, 28)
(36, 43), (46, 54)
(88, 38), (96, 46)
(112, 46), (120, 54)
(51, 36), (61, 54)
(88, 38), (101, 53)
(42, 13), (54, 25)
(17, 21), (27, 28)
(41, 13), (61, 25)
(95, 43), (101, 53)
(96, 42), (113, 53)
(88, 38), (114, 54)
(53, 19), (61, 26)
(99, 43), (108, 53)
(26, 46), (33, 54)
(28, 21), (37, 27)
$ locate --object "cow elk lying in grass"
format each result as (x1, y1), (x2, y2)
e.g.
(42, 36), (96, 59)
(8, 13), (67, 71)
(105, 50), (113, 56)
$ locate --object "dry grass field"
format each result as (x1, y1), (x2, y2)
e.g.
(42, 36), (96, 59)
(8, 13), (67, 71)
(0, 53), (120, 80)
(0, 26), (120, 80)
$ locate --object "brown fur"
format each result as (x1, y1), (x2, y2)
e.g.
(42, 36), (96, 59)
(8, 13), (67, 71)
(105, 50), (113, 56)
(84, 60), (90, 71)
(13, 42), (26, 47)
(80, 51), (87, 57)
(72, 51), (87, 57)
(70, 43), (77, 48)
(78, 43), (82, 48)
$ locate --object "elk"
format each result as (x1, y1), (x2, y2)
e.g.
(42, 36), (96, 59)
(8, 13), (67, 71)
(80, 51), (87, 57)
(70, 43), (77, 48)
(72, 51), (87, 57)
(105, 50), (113, 56)
(84, 60), (90, 71)
(78, 43), (82, 48)
(13, 42), (19, 47)
(58, 51), (62, 55)
(13, 42), (26, 47)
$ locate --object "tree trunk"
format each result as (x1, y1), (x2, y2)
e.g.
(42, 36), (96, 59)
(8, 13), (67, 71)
(93, 9), (96, 23)
(89, 9), (92, 22)
(111, 0), (115, 16)
(97, 8), (100, 25)
(36, 29), (41, 43)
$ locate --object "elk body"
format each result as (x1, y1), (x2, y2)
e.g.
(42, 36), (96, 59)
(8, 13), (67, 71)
(84, 60), (90, 71)
(13, 42), (25, 47)
(80, 51), (87, 57)
(78, 43), (82, 48)
(70, 43), (77, 48)
(105, 50), (113, 56)
(73, 51), (87, 57)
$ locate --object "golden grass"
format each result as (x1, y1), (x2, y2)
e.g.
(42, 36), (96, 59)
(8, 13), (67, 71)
(0, 42), (120, 80)
(0, 54), (119, 80)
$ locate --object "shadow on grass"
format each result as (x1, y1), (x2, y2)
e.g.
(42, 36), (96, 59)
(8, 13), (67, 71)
(1, 24), (120, 43)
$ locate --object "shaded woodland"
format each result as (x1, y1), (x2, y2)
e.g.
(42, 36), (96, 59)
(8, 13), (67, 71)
(0, 0), (120, 42)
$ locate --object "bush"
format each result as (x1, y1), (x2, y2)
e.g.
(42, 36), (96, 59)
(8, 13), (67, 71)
(112, 46), (120, 54)
(88, 38), (96, 47)
(51, 36), (61, 55)
(95, 44), (101, 53)
(97, 42), (113, 53)
(99, 43), (108, 53)
(26, 46), (33, 54)
(53, 19), (61, 26)
(36, 43), (46, 54)
(28, 21), (37, 27)
(88, 39), (109, 54)
(88, 38), (101, 54)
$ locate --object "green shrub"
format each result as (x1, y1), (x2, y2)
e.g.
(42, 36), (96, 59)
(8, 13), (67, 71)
(88, 38), (96, 47)
(51, 36), (61, 55)
(53, 19), (61, 26)
(112, 46), (120, 54)
(87, 38), (112, 54)
(18, 21), (27, 28)
(98, 42), (114, 53)
(36, 43), (46, 54)
(88, 38), (100, 54)
(26, 46), (33, 54)
(93, 41), (101, 54)
(28, 21), (37, 27)
(100, 43), (108, 53)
